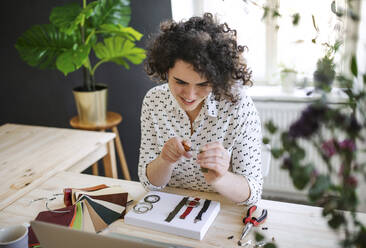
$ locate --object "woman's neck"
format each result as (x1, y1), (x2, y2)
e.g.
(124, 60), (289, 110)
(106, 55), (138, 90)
(186, 101), (204, 124)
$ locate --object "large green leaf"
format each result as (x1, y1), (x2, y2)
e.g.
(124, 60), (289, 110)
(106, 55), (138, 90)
(271, 148), (284, 159)
(351, 55), (358, 77)
(92, 0), (131, 27)
(94, 36), (146, 69)
(265, 120), (277, 134)
(291, 165), (313, 190)
(15, 24), (76, 69)
(56, 44), (91, 75)
(50, 2), (98, 35)
(308, 175), (331, 202)
(99, 24), (143, 41)
(50, 3), (82, 34)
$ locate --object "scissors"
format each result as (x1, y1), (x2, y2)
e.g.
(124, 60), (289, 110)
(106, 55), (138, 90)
(240, 205), (268, 240)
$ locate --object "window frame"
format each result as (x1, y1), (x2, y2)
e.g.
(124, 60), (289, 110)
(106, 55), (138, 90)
(170, 0), (364, 89)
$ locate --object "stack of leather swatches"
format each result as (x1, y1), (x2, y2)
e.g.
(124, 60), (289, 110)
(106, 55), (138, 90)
(28, 184), (131, 248)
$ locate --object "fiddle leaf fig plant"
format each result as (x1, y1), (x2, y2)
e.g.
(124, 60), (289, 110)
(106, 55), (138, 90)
(15, 0), (146, 91)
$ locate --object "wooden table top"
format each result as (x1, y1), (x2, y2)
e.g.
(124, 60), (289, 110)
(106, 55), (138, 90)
(1, 171), (364, 248)
(0, 123), (115, 210)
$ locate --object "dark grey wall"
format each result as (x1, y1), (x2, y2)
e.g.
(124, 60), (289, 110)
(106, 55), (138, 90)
(0, 0), (172, 181)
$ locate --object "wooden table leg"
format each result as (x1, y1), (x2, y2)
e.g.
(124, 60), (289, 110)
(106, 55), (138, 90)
(92, 162), (99, 176)
(112, 126), (131, 180)
(102, 140), (117, 178)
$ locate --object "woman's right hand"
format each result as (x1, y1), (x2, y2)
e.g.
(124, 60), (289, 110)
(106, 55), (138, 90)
(159, 137), (192, 165)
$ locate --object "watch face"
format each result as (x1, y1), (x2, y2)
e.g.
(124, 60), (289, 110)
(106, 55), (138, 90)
(133, 202), (153, 214)
(133, 194), (161, 214)
(144, 194), (160, 203)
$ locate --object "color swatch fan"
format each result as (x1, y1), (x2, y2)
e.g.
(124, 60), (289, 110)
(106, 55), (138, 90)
(28, 184), (131, 247)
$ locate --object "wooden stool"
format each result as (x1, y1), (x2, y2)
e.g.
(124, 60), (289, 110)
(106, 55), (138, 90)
(70, 112), (131, 180)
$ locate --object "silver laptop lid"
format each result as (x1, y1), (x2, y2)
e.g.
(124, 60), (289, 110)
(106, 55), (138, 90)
(31, 221), (192, 248)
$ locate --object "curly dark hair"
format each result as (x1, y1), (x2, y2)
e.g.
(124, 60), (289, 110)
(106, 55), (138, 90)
(144, 13), (252, 103)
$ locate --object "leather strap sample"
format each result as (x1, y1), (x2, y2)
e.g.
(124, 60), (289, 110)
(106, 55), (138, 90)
(63, 184), (108, 206)
(74, 186), (132, 204)
(79, 195), (121, 225)
(180, 197), (200, 219)
(82, 201), (96, 233)
(165, 196), (189, 222)
(83, 199), (108, 232)
(28, 205), (76, 247)
(70, 201), (83, 230)
(88, 197), (125, 214)
(194, 199), (211, 223)
(87, 193), (128, 218)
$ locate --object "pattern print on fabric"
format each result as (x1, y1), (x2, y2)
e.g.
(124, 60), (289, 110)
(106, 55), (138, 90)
(138, 84), (263, 205)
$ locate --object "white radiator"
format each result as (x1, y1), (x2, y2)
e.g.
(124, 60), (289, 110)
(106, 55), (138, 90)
(254, 99), (366, 212)
(255, 101), (316, 201)
(249, 86), (366, 211)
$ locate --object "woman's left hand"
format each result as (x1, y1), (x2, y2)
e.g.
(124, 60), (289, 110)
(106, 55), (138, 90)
(196, 142), (230, 185)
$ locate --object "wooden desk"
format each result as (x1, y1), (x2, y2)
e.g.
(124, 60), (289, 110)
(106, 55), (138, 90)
(0, 123), (116, 211)
(1, 171), (364, 248)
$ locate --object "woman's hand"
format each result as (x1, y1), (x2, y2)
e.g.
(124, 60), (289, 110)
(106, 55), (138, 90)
(159, 137), (192, 165)
(197, 142), (230, 184)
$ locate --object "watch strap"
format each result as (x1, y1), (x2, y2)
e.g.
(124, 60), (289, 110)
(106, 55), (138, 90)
(180, 197), (200, 219)
(165, 196), (189, 222)
(194, 199), (211, 222)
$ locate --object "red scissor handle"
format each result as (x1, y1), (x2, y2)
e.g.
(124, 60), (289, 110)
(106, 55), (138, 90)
(243, 205), (268, 226)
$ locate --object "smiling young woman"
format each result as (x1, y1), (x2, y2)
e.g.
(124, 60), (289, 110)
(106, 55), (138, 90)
(138, 13), (263, 206)
(168, 60), (212, 124)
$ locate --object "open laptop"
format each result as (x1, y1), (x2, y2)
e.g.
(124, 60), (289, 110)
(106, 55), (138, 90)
(31, 221), (192, 248)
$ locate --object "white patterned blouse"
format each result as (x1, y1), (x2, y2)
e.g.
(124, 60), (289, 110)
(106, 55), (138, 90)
(138, 84), (263, 205)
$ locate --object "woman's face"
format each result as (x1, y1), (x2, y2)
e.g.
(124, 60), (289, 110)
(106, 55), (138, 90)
(168, 60), (212, 117)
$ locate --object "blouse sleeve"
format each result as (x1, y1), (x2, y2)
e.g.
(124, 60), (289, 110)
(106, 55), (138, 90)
(138, 92), (168, 191)
(231, 96), (263, 205)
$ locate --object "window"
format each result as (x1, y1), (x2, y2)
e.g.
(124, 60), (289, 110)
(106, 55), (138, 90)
(171, 0), (362, 87)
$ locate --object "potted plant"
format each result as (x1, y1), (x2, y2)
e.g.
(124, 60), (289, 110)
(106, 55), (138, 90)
(280, 67), (297, 93)
(313, 41), (341, 93)
(263, 54), (366, 247)
(15, 0), (146, 125)
(313, 55), (336, 92)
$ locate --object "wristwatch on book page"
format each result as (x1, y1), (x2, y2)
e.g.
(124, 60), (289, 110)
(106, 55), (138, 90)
(180, 198), (200, 219)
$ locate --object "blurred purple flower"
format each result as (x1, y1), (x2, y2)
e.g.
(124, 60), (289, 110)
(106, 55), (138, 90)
(322, 139), (337, 157)
(289, 105), (327, 138)
(339, 139), (356, 152)
(345, 176), (358, 188)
